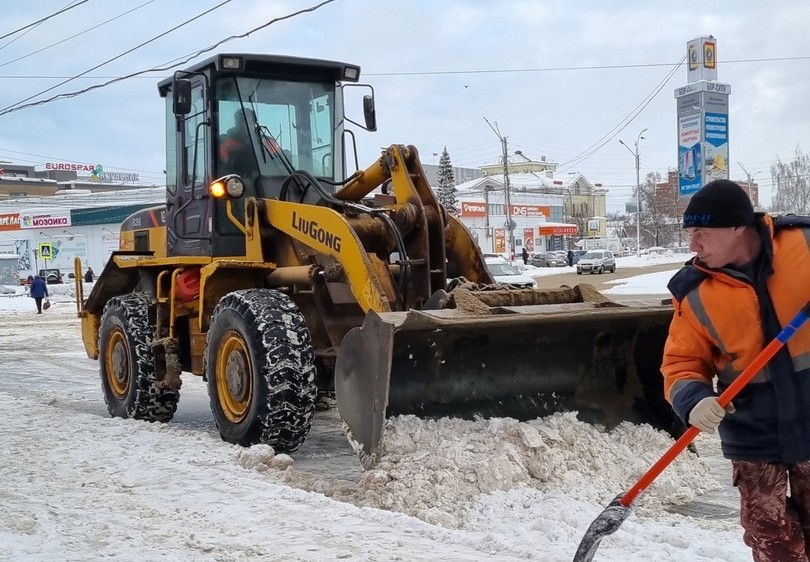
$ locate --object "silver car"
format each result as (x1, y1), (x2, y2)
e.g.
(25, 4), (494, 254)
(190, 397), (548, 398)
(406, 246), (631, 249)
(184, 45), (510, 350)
(576, 250), (616, 274)
(530, 252), (567, 267)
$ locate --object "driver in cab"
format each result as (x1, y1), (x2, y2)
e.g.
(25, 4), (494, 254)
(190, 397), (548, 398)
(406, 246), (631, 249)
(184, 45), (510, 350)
(219, 108), (258, 174)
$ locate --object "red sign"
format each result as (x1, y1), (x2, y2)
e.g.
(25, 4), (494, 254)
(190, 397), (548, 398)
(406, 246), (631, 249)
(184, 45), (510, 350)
(0, 213), (20, 231)
(539, 225), (578, 236)
(460, 202), (549, 218)
(510, 205), (549, 217)
(460, 201), (487, 217)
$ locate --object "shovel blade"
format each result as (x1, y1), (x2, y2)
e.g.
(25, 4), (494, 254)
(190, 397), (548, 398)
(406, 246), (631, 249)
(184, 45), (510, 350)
(573, 494), (632, 562)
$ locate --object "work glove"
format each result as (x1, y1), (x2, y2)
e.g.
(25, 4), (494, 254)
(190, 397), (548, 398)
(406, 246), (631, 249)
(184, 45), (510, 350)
(689, 397), (735, 433)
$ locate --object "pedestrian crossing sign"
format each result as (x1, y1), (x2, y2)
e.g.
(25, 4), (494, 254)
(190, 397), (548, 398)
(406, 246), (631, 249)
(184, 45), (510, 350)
(38, 243), (53, 258)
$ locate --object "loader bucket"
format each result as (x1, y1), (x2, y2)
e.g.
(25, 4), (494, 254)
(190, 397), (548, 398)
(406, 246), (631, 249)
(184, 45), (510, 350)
(335, 290), (678, 468)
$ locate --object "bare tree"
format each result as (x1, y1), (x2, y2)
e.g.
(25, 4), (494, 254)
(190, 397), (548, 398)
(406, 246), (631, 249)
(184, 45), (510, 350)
(637, 171), (678, 247)
(772, 145), (810, 213)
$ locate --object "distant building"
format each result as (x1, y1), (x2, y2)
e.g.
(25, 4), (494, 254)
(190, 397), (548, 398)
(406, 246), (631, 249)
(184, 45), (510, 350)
(0, 160), (146, 199)
(454, 156), (606, 256)
(0, 187), (164, 281)
(653, 170), (760, 217)
(420, 163), (481, 186)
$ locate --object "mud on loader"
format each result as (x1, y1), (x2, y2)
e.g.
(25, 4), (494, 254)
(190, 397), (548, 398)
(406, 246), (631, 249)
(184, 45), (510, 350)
(75, 53), (680, 467)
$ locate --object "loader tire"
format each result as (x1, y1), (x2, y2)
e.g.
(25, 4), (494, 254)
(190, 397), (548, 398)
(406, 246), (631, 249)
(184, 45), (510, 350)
(99, 293), (179, 422)
(206, 289), (316, 453)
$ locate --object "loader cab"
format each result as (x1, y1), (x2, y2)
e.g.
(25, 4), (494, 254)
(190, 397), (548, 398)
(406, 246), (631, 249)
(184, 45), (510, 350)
(159, 53), (367, 259)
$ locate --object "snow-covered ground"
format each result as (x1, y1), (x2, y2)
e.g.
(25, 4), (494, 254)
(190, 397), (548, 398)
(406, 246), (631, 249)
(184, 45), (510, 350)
(0, 256), (753, 562)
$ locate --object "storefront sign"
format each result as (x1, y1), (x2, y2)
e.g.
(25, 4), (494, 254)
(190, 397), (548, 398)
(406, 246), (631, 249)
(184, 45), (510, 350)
(539, 224), (578, 236)
(460, 201), (487, 217)
(44, 162), (140, 183)
(0, 213), (20, 231)
(45, 162), (97, 172)
(19, 212), (72, 229)
(510, 205), (550, 217)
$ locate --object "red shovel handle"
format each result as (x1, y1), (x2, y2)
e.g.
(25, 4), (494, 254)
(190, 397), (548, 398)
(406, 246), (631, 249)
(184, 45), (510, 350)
(619, 302), (810, 508)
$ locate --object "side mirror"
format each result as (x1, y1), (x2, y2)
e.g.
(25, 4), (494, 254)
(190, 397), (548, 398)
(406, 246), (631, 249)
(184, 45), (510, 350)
(173, 78), (193, 116)
(363, 94), (377, 132)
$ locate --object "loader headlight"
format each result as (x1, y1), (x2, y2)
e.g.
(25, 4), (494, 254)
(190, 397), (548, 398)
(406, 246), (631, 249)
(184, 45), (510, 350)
(220, 56), (243, 70)
(210, 175), (245, 199)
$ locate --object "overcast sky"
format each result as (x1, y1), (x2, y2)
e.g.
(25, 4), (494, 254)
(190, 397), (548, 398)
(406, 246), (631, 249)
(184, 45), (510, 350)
(1, 1), (808, 212)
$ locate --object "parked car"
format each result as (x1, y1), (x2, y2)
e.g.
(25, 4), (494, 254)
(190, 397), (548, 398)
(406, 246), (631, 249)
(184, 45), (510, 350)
(38, 268), (64, 284)
(485, 258), (537, 288)
(576, 250), (616, 275)
(530, 252), (567, 268)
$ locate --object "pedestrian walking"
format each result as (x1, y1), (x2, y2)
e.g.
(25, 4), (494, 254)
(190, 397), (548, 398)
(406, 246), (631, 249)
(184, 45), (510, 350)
(521, 247), (529, 265)
(662, 179), (810, 562)
(84, 267), (94, 282)
(567, 250), (574, 267)
(29, 275), (48, 314)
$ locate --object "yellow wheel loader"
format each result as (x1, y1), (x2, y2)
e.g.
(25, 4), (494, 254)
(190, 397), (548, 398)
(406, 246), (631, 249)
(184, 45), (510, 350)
(75, 53), (679, 465)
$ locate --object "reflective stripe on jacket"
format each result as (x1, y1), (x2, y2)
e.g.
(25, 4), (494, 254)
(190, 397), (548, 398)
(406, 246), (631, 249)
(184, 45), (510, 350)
(662, 214), (810, 462)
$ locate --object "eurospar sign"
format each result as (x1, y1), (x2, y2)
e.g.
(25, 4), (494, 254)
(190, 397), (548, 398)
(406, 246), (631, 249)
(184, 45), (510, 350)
(19, 212), (71, 229)
(44, 162), (139, 182)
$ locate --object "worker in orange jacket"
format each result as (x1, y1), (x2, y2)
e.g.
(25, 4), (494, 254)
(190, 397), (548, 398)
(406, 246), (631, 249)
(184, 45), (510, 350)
(662, 179), (810, 561)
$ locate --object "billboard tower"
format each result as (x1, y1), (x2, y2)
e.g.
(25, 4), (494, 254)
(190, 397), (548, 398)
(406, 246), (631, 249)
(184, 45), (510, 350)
(674, 36), (730, 198)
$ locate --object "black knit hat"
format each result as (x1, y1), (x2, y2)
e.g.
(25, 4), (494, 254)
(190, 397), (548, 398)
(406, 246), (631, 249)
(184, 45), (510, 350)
(683, 179), (756, 228)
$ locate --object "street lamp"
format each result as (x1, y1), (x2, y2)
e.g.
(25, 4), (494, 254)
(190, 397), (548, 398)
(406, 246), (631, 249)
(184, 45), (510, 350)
(619, 128), (647, 257)
(738, 162), (760, 204)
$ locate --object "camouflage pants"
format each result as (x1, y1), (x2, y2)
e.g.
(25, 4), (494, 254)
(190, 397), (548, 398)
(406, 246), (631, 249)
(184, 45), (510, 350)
(733, 459), (810, 562)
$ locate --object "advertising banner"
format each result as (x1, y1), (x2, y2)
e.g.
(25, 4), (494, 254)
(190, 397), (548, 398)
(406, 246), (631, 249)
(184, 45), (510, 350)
(678, 113), (702, 196)
(523, 228), (535, 252)
(494, 228), (505, 254)
(34, 235), (88, 269)
(677, 37), (730, 198)
(19, 212), (72, 229)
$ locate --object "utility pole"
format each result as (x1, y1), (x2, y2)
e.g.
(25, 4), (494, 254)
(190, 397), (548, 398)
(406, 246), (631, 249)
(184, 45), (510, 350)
(619, 128), (647, 257)
(484, 117), (513, 260)
(738, 162), (759, 204)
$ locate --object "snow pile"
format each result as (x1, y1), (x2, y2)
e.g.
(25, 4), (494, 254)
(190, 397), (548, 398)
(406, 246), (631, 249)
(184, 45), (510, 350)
(280, 413), (717, 530)
(236, 444), (295, 472)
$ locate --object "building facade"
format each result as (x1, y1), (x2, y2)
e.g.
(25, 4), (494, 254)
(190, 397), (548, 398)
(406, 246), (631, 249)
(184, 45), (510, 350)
(454, 156), (607, 257)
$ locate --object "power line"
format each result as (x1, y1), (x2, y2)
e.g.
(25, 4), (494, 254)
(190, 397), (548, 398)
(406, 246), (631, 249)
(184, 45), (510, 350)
(0, 0), (338, 117)
(0, 0), (156, 70)
(5, 51), (810, 82)
(0, 0), (234, 115)
(557, 55), (686, 173)
(0, 0), (91, 42)
(0, 0), (83, 54)
(363, 55), (810, 77)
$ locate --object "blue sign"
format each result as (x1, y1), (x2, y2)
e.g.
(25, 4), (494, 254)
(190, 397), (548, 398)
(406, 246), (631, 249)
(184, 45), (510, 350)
(678, 114), (702, 197)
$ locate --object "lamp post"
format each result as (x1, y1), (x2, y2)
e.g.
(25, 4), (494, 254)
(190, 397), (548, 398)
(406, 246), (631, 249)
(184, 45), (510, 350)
(619, 128), (647, 257)
(738, 162), (760, 204)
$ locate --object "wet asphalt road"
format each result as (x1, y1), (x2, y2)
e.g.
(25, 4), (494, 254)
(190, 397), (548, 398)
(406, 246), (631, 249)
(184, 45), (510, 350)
(529, 261), (684, 303)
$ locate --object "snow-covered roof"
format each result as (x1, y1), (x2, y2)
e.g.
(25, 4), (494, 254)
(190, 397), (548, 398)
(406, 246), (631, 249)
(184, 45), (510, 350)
(456, 172), (595, 194)
(0, 187), (165, 213)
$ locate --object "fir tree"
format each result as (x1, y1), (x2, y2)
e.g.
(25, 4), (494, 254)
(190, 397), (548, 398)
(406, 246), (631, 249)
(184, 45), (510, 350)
(436, 146), (458, 213)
